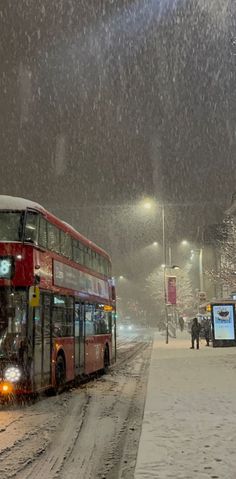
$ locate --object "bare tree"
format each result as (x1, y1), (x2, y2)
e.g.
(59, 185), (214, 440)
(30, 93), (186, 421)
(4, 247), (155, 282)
(205, 217), (236, 296)
(146, 267), (194, 328)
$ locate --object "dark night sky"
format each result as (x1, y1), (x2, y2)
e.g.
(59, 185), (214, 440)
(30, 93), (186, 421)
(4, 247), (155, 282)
(0, 0), (236, 273)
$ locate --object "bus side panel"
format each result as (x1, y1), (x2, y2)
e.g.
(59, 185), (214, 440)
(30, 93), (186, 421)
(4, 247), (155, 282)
(84, 335), (111, 375)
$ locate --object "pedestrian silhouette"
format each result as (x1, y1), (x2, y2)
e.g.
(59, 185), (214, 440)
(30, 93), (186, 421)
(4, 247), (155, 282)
(202, 317), (211, 346)
(179, 316), (184, 332)
(190, 317), (201, 349)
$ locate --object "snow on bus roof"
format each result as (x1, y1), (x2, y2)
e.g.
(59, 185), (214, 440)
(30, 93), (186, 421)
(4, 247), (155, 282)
(0, 196), (110, 259)
(0, 195), (46, 212)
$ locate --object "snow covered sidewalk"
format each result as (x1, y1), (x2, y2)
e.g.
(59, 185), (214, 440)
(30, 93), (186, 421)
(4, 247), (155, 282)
(135, 334), (236, 479)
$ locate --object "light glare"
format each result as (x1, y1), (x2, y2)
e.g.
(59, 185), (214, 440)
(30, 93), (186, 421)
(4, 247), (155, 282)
(4, 366), (21, 383)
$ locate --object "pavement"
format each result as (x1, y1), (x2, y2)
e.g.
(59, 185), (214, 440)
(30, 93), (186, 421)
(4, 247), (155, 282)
(134, 332), (236, 479)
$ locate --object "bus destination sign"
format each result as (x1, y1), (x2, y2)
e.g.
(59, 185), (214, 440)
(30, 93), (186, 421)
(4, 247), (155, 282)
(0, 257), (13, 279)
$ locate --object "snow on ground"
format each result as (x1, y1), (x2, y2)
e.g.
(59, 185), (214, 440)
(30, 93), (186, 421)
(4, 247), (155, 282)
(135, 334), (236, 479)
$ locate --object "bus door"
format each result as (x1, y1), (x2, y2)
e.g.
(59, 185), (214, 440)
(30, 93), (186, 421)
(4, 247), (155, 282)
(41, 294), (51, 386)
(111, 311), (117, 362)
(74, 302), (85, 374)
(33, 293), (52, 389)
(33, 300), (42, 389)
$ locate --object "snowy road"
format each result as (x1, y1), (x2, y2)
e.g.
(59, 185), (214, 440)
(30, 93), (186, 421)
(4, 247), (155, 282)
(0, 331), (153, 479)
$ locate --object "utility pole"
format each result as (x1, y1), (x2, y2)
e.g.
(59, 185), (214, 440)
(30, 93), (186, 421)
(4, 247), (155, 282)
(161, 205), (169, 344)
(199, 247), (204, 291)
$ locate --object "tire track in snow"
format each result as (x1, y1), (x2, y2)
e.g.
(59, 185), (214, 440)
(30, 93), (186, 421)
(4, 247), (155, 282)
(58, 339), (152, 479)
(0, 395), (73, 479)
(16, 390), (90, 479)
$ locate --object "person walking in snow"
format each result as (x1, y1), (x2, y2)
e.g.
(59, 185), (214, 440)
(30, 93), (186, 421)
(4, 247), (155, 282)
(178, 316), (184, 332)
(190, 317), (201, 349)
(202, 317), (211, 346)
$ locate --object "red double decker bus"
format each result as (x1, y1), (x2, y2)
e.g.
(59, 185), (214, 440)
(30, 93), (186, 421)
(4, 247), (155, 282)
(0, 196), (116, 395)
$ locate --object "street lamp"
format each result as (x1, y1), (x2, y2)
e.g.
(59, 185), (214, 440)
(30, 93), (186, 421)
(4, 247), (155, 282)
(140, 198), (177, 341)
(141, 199), (168, 339)
(143, 201), (152, 209)
(160, 205), (179, 344)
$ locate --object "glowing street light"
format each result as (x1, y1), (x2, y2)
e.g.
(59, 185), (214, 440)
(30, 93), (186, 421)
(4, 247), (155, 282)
(143, 201), (152, 209)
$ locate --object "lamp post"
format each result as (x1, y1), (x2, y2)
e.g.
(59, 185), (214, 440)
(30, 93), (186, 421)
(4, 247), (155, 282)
(141, 199), (179, 342)
(142, 200), (173, 342)
(163, 262), (180, 344)
(191, 248), (204, 291)
(199, 248), (203, 291)
(163, 264), (169, 343)
(161, 205), (179, 343)
(161, 205), (169, 343)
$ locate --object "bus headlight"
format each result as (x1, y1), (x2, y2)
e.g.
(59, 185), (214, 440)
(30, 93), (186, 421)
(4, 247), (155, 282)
(4, 366), (21, 383)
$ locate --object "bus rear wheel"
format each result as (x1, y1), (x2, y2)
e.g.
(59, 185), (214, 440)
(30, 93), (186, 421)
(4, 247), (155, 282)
(55, 354), (66, 391)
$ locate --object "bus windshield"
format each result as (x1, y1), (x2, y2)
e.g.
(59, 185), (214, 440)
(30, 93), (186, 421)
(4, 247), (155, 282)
(0, 289), (27, 359)
(0, 212), (23, 242)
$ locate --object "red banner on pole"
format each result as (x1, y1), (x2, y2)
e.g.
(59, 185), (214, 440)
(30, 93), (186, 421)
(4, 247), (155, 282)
(167, 276), (176, 305)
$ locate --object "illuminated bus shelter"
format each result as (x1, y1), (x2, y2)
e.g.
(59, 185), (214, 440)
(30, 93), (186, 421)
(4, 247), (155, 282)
(211, 302), (236, 347)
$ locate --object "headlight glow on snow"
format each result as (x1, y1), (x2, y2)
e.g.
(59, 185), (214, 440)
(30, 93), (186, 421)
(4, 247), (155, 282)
(4, 366), (21, 383)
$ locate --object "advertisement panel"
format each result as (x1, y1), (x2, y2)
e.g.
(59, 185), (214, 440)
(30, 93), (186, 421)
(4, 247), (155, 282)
(167, 276), (176, 305)
(53, 260), (109, 300)
(212, 304), (235, 341)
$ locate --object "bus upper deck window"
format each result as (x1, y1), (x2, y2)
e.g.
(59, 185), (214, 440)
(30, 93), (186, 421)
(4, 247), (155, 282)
(24, 212), (39, 244)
